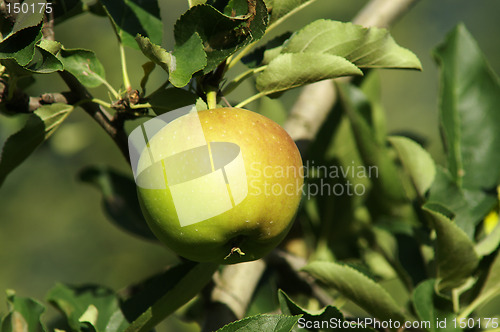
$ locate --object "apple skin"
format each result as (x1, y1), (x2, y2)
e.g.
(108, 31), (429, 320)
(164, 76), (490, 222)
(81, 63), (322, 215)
(137, 107), (303, 264)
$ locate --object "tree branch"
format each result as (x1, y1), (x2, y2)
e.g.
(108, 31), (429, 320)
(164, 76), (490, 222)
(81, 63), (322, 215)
(58, 71), (130, 162)
(284, 0), (421, 149)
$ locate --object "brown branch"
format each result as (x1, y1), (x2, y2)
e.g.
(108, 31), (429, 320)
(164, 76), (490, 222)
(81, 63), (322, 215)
(58, 71), (130, 162)
(284, 0), (422, 150)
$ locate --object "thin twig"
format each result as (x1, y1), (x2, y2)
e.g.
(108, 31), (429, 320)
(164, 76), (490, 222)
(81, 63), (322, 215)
(58, 71), (130, 162)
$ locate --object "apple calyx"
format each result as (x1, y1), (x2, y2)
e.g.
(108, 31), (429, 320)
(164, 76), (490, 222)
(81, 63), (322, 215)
(224, 247), (246, 260)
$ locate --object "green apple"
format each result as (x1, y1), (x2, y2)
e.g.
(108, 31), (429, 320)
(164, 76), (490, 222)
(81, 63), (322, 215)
(136, 107), (303, 264)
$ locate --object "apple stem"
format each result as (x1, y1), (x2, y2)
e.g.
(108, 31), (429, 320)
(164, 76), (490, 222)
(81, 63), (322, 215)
(224, 247), (246, 260)
(206, 88), (217, 109)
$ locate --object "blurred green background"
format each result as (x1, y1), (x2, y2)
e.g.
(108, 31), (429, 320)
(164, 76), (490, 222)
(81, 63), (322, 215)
(1, 0), (499, 328)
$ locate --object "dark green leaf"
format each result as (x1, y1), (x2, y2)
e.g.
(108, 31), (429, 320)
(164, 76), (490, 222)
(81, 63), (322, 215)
(0, 103), (74, 187)
(422, 207), (479, 292)
(425, 167), (497, 237)
(475, 251), (500, 313)
(174, 1), (268, 73)
(265, 0), (314, 26)
(412, 279), (460, 332)
(125, 263), (219, 332)
(0, 25), (41, 66)
(278, 290), (374, 331)
(52, 0), (86, 25)
(256, 53), (361, 94)
(302, 261), (408, 323)
(99, 0), (163, 49)
(120, 261), (199, 321)
(46, 284), (128, 332)
(140, 61), (155, 95)
(388, 136), (436, 198)
(79, 165), (157, 241)
(57, 48), (106, 88)
(11, 0), (45, 33)
(282, 20), (421, 70)
(0, 290), (46, 332)
(149, 88), (198, 115)
(216, 314), (301, 332)
(434, 24), (500, 190)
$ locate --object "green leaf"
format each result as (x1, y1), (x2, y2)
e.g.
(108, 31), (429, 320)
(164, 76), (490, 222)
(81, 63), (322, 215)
(216, 314), (301, 332)
(256, 53), (361, 94)
(302, 261), (408, 323)
(140, 61), (155, 95)
(388, 136), (436, 197)
(282, 20), (422, 70)
(0, 103), (74, 187)
(278, 289), (374, 331)
(11, 0), (45, 33)
(412, 279), (460, 332)
(78, 165), (157, 241)
(120, 261), (199, 321)
(99, 0), (162, 49)
(474, 251), (500, 313)
(422, 207), (479, 292)
(136, 34), (207, 88)
(265, 0), (315, 27)
(0, 25), (41, 66)
(25, 44), (63, 73)
(475, 214), (500, 257)
(426, 167), (497, 238)
(0, 290), (46, 332)
(434, 24), (500, 190)
(337, 83), (408, 205)
(46, 284), (128, 332)
(125, 263), (219, 332)
(174, 1), (268, 73)
(148, 87), (198, 115)
(57, 48), (106, 88)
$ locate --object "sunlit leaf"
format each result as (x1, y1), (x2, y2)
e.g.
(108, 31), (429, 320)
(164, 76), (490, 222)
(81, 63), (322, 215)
(282, 20), (422, 70)
(0, 290), (46, 332)
(388, 136), (436, 197)
(0, 104), (74, 187)
(46, 284), (128, 332)
(57, 48), (106, 88)
(256, 53), (361, 94)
